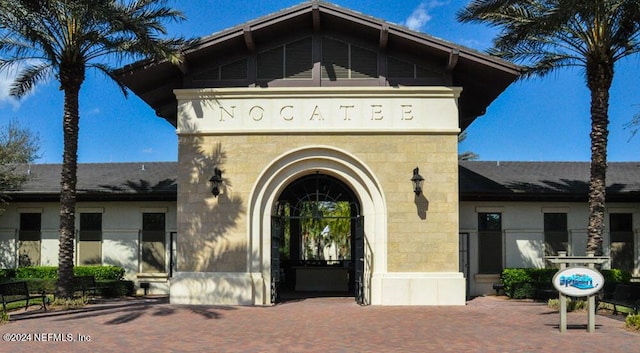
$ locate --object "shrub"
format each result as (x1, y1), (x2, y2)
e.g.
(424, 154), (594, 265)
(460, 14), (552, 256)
(500, 268), (531, 298)
(0, 269), (17, 282)
(16, 266), (58, 279)
(500, 268), (558, 299)
(99, 280), (135, 297)
(51, 296), (87, 309)
(625, 314), (640, 331)
(73, 266), (125, 281)
(14, 265), (125, 280)
(500, 267), (632, 300)
(600, 269), (632, 284)
(548, 298), (587, 311)
(0, 311), (8, 323)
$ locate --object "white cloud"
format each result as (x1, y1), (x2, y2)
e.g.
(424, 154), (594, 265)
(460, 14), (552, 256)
(0, 60), (47, 110)
(403, 1), (450, 32)
(0, 73), (21, 110)
(141, 148), (153, 154)
(85, 107), (101, 116)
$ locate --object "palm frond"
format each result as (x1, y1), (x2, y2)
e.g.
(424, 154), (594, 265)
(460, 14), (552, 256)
(88, 62), (129, 98)
(458, 0), (640, 78)
(9, 62), (53, 98)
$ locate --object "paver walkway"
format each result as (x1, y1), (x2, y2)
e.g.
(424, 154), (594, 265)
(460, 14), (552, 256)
(0, 295), (637, 352)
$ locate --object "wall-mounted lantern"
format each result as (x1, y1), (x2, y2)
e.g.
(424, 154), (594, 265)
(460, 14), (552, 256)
(411, 167), (424, 196)
(209, 167), (223, 197)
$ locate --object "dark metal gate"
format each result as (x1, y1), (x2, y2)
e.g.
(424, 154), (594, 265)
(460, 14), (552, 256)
(459, 232), (470, 298)
(271, 216), (284, 304)
(271, 172), (364, 304)
(355, 216), (368, 305)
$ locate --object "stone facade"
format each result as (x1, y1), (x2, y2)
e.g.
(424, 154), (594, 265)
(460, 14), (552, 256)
(170, 87), (465, 305)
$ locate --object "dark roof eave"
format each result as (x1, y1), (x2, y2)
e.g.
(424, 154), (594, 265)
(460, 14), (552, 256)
(115, 1), (520, 129)
(459, 192), (640, 203)
(8, 192), (176, 202)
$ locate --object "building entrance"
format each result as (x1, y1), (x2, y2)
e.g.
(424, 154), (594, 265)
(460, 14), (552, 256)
(271, 173), (363, 303)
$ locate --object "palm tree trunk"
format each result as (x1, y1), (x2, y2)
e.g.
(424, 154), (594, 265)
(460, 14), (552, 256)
(56, 65), (84, 299)
(586, 61), (613, 256)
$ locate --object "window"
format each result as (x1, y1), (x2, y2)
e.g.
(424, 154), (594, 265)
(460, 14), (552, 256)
(78, 213), (102, 265)
(141, 213), (166, 273)
(478, 213), (502, 274)
(610, 213), (633, 271)
(544, 213), (568, 255)
(19, 213), (41, 266)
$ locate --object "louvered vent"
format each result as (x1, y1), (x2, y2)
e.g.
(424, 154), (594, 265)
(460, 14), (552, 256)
(221, 58), (248, 80)
(388, 57), (414, 78)
(285, 37), (312, 79)
(388, 56), (442, 79)
(350, 45), (377, 78)
(257, 46), (284, 80)
(415, 65), (441, 79)
(195, 67), (220, 81)
(322, 37), (349, 80)
(322, 37), (377, 80)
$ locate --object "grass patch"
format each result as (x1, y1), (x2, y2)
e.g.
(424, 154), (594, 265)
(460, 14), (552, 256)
(0, 295), (50, 312)
(597, 302), (636, 315)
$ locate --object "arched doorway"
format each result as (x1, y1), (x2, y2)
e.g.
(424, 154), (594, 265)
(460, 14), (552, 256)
(271, 172), (364, 303)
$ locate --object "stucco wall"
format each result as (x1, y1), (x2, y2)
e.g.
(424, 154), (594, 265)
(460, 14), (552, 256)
(0, 201), (177, 280)
(460, 201), (640, 296)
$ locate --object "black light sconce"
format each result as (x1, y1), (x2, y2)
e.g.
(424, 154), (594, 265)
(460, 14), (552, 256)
(209, 167), (223, 197)
(411, 167), (424, 196)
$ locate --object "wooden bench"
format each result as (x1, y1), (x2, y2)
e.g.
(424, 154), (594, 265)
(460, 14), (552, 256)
(0, 281), (47, 313)
(597, 284), (640, 315)
(73, 276), (105, 298)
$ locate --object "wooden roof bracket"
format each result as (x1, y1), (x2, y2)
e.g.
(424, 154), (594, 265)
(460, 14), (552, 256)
(312, 3), (321, 32)
(379, 25), (389, 51)
(447, 48), (459, 71)
(243, 25), (255, 52)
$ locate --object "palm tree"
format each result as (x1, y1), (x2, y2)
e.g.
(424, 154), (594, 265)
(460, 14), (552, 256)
(458, 131), (479, 160)
(458, 0), (640, 255)
(0, 0), (186, 298)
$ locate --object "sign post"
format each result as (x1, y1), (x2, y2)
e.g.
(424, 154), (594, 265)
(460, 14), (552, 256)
(545, 252), (609, 333)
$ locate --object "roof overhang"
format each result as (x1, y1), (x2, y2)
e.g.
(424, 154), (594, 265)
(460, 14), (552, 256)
(115, 1), (520, 130)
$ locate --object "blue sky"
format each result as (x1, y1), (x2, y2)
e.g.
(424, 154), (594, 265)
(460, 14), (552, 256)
(1, 0), (640, 164)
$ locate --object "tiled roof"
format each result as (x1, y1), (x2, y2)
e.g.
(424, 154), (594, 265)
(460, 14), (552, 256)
(459, 161), (640, 201)
(7, 161), (640, 202)
(7, 162), (176, 201)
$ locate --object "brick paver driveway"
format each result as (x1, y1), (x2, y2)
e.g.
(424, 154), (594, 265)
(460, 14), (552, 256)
(1, 295), (637, 352)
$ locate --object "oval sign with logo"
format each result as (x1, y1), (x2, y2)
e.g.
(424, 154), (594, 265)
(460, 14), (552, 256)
(552, 267), (605, 297)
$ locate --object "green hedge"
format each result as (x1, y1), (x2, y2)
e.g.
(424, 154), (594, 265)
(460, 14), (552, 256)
(0, 266), (131, 297)
(0, 268), (16, 282)
(500, 268), (632, 299)
(0, 278), (134, 298)
(12, 265), (125, 281)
